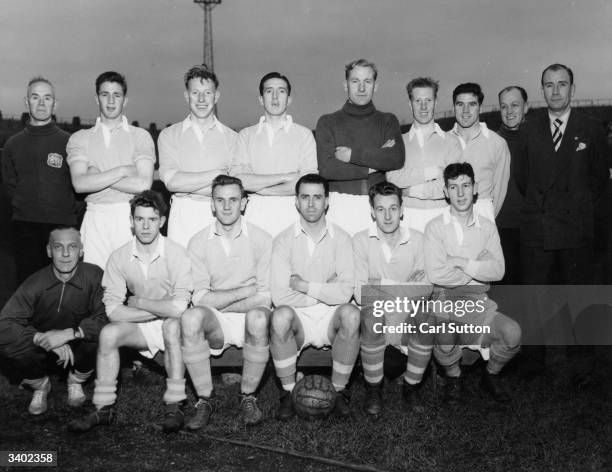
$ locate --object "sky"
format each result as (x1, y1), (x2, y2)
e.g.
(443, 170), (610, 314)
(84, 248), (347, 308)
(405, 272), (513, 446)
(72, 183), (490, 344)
(2, 0), (612, 130)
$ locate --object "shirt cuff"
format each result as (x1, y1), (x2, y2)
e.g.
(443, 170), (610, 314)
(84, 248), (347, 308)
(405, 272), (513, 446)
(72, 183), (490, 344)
(172, 300), (188, 313)
(381, 278), (400, 285)
(306, 282), (323, 299)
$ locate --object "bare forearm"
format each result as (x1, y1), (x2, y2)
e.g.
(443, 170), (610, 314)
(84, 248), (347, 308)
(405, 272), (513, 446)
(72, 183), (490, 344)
(133, 298), (185, 319)
(109, 306), (157, 323)
(234, 173), (296, 193)
(165, 170), (225, 193)
(71, 167), (124, 193)
(222, 294), (271, 313)
(110, 176), (152, 194)
(196, 286), (254, 311)
(257, 180), (297, 196)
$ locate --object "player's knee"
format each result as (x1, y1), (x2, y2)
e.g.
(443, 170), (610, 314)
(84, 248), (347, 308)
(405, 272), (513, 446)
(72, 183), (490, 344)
(162, 318), (181, 345)
(99, 323), (121, 352)
(337, 304), (360, 335)
(246, 308), (269, 337)
(180, 307), (206, 338)
(502, 319), (522, 348)
(270, 306), (294, 336)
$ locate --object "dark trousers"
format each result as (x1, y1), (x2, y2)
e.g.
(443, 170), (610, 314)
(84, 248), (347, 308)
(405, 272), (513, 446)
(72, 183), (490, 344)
(1, 339), (97, 380)
(520, 243), (594, 285)
(12, 221), (60, 284)
(499, 228), (521, 284)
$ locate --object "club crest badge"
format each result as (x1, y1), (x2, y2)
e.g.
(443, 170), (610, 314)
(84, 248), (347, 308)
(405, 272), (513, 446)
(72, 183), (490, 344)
(47, 153), (63, 168)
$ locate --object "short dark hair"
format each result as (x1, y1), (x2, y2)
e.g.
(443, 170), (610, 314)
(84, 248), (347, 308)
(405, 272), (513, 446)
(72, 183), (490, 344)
(211, 174), (246, 199)
(259, 72), (291, 96)
(498, 85), (528, 103)
(406, 77), (439, 99)
(452, 83), (484, 105)
(96, 71), (127, 95)
(184, 64), (219, 89)
(368, 181), (402, 208)
(48, 225), (80, 244)
(345, 58), (378, 81)
(443, 162), (476, 186)
(541, 63), (574, 86)
(295, 173), (329, 197)
(129, 190), (168, 217)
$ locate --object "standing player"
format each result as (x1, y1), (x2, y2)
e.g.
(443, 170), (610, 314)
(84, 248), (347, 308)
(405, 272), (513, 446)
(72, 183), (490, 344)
(181, 175), (272, 428)
(270, 174), (360, 420)
(496, 85), (529, 283)
(0, 227), (106, 415)
(66, 71), (154, 269)
(315, 59), (404, 235)
(387, 77), (461, 233)
(231, 72), (317, 236)
(2, 77), (77, 283)
(424, 163), (521, 403)
(68, 191), (192, 433)
(354, 182), (432, 415)
(448, 83), (510, 221)
(158, 65), (238, 247)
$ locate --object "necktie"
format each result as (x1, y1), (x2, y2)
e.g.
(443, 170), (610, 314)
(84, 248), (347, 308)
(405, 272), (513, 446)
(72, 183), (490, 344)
(552, 118), (563, 152)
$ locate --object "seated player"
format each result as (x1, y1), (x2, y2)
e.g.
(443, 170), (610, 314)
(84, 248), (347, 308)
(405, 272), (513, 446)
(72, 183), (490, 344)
(181, 175), (272, 428)
(69, 190), (192, 433)
(0, 227), (106, 415)
(354, 182), (433, 416)
(424, 163), (521, 403)
(270, 173), (360, 420)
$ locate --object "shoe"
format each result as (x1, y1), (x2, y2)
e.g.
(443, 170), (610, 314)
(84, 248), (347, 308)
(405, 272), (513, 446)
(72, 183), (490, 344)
(239, 394), (263, 425)
(67, 383), (86, 408)
(333, 389), (351, 417)
(443, 376), (462, 405)
(68, 405), (114, 433)
(277, 391), (294, 421)
(402, 380), (424, 412)
(28, 377), (51, 415)
(185, 397), (213, 430)
(480, 371), (510, 403)
(363, 382), (383, 416)
(162, 402), (185, 433)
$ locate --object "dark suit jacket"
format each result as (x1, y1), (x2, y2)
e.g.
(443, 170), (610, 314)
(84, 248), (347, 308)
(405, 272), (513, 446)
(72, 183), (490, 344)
(514, 109), (608, 250)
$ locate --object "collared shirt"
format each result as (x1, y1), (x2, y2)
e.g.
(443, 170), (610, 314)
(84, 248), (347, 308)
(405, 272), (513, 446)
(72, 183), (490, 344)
(270, 219), (354, 307)
(102, 236), (192, 317)
(423, 207), (504, 288)
(66, 116), (155, 204)
(231, 114), (317, 178)
(188, 219), (272, 307)
(387, 123), (461, 209)
(448, 122), (510, 216)
(353, 224), (430, 303)
(548, 108), (571, 141)
(158, 115), (238, 196)
(0, 263), (107, 351)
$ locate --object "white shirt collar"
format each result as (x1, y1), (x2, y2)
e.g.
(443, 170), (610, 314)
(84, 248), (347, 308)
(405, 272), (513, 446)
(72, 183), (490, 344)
(129, 235), (165, 263)
(94, 116), (130, 147)
(293, 218), (335, 240)
(367, 222), (411, 244)
(182, 115), (224, 143)
(255, 114), (294, 135)
(208, 217), (249, 240)
(442, 206), (481, 228)
(451, 122), (490, 139)
(548, 108), (571, 129)
(407, 122), (446, 143)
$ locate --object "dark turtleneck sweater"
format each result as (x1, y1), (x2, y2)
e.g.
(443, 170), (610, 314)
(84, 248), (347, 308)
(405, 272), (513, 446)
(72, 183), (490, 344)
(2, 121), (77, 225)
(496, 123), (524, 228)
(315, 100), (404, 194)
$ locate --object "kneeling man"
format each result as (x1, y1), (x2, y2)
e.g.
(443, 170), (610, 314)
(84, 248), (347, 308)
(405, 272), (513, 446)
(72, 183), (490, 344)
(354, 181), (433, 416)
(424, 163), (521, 403)
(0, 227), (106, 415)
(181, 175), (272, 428)
(69, 190), (192, 433)
(270, 174), (360, 420)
